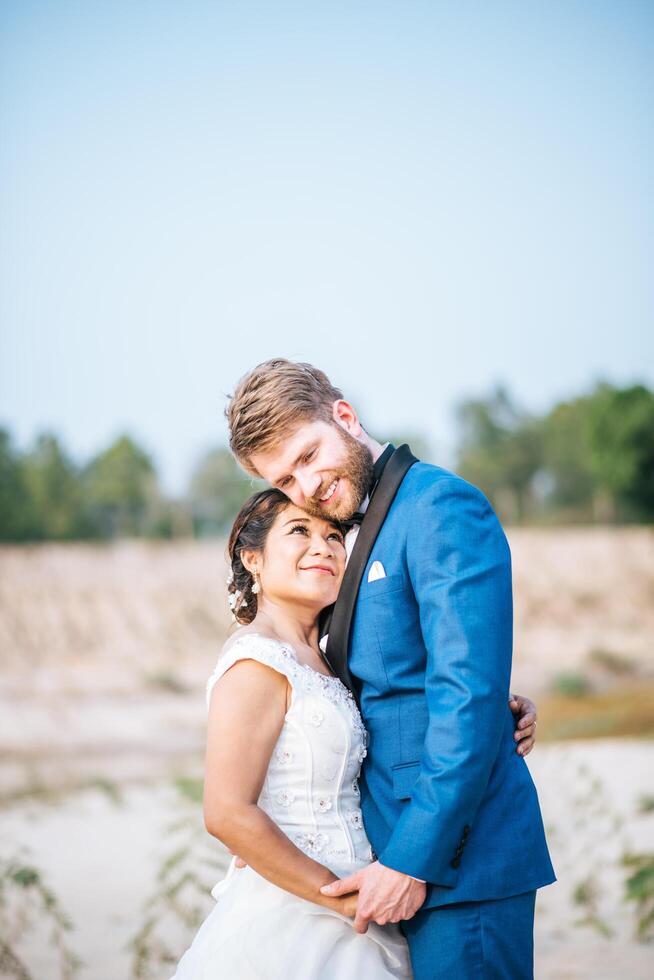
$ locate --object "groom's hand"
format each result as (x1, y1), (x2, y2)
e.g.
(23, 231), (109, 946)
(509, 693), (538, 756)
(320, 861), (426, 933)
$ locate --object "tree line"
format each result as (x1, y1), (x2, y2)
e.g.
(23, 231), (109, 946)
(0, 380), (652, 542)
(455, 380), (653, 525)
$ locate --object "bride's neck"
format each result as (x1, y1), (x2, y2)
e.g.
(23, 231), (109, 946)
(250, 598), (321, 651)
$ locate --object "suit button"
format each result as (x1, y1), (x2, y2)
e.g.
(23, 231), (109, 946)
(450, 857), (461, 869)
(463, 825), (470, 837)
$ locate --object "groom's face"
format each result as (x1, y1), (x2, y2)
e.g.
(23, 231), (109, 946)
(250, 418), (374, 521)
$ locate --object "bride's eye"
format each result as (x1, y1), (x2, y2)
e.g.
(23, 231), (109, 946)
(289, 524), (308, 535)
(328, 532), (344, 546)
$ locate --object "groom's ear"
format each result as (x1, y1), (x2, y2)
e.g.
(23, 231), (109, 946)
(332, 399), (363, 436)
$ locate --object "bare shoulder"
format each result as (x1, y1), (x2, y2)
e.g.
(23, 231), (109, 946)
(207, 659), (288, 734)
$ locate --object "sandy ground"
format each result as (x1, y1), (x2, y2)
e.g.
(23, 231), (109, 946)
(2, 741), (653, 979)
(1, 533), (653, 978)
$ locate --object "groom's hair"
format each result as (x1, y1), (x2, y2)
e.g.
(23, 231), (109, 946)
(226, 358), (343, 475)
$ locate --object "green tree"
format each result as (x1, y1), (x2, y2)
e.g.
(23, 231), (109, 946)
(454, 385), (544, 522)
(587, 382), (654, 521)
(540, 395), (596, 519)
(0, 428), (35, 540)
(21, 432), (86, 540)
(188, 447), (264, 536)
(83, 435), (158, 537)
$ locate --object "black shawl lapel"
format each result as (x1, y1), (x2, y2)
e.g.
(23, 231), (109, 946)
(324, 444), (418, 692)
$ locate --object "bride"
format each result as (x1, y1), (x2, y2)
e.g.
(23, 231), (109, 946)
(171, 487), (535, 978)
(171, 487), (412, 977)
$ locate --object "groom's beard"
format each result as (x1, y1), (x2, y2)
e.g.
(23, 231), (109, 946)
(302, 430), (375, 522)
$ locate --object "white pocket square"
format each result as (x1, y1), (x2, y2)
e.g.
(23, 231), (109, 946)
(367, 560), (386, 583)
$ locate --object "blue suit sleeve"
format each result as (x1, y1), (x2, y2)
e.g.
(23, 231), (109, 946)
(377, 476), (513, 885)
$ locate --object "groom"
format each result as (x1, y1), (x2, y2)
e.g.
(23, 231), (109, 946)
(226, 358), (556, 978)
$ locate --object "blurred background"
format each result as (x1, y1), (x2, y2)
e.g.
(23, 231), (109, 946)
(1, 1), (653, 977)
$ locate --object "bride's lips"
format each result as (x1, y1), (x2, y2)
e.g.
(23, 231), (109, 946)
(300, 565), (335, 575)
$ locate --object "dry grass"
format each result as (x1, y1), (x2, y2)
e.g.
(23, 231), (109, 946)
(507, 525), (654, 694)
(537, 683), (654, 741)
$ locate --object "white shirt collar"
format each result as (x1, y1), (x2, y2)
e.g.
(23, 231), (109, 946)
(358, 442), (390, 514)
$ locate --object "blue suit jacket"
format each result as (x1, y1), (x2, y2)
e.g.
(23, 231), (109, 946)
(348, 460), (556, 909)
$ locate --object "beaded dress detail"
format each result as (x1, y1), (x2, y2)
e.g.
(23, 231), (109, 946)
(206, 633), (373, 875)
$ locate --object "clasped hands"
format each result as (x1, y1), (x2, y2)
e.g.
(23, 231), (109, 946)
(230, 851), (425, 932)
(231, 695), (538, 930)
(320, 860), (426, 933)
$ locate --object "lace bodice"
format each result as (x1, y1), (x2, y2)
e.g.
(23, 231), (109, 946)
(206, 632), (375, 877)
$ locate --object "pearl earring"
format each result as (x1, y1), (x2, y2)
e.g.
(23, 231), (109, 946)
(251, 571), (260, 595)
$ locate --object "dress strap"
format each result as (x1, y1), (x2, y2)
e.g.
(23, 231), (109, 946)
(205, 633), (300, 709)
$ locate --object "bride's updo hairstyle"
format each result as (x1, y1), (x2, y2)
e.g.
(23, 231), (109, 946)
(226, 488), (293, 625)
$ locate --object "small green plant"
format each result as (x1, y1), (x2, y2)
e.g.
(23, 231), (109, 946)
(550, 671), (592, 698)
(571, 874), (612, 937)
(145, 670), (190, 694)
(637, 795), (654, 814)
(622, 852), (654, 942)
(0, 852), (81, 979)
(127, 778), (230, 979)
(587, 648), (636, 675)
(174, 776), (204, 804)
(87, 776), (124, 806)
(0, 774), (124, 808)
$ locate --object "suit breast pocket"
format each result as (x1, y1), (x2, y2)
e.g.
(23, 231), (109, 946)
(359, 572), (408, 600)
(359, 574), (421, 660)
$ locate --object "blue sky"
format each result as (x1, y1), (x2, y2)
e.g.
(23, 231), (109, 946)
(1, 0), (652, 493)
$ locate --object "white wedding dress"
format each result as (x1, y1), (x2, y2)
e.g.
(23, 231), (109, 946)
(171, 632), (412, 979)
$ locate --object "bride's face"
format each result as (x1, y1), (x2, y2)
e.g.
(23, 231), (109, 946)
(253, 504), (346, 611)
